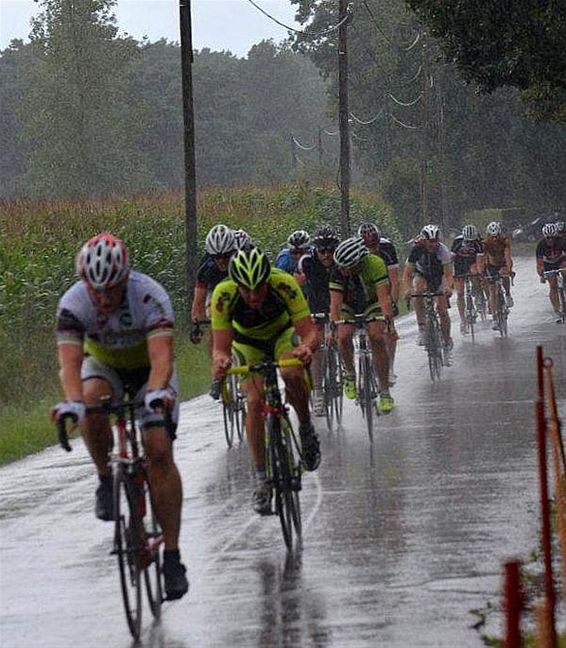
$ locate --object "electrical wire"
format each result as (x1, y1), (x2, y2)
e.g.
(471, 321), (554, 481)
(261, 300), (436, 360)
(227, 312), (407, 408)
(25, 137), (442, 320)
(246, 0), (350, 37)
(349, 107), (386, 125)
(388, 92), (422, 106)
(292, 136), (317, 151)
(390, 113), (419, 129)
(323, 129), (340, 136)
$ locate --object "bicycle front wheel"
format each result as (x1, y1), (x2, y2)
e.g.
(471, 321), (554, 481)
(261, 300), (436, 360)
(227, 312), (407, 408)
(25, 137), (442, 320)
(321, 347), (333, 430)
(221, 377), (236, 448)
(427, 318), (442, 381)
(114, 468), (143, 639)
(559, 286), (566, 324)
(362, 353), (377, 442)
(333, 348), (344, 424)
(143, 473), (163, 618)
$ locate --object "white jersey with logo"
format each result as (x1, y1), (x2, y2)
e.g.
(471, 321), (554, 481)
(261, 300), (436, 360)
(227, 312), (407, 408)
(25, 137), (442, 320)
(55, 271), (174, 369)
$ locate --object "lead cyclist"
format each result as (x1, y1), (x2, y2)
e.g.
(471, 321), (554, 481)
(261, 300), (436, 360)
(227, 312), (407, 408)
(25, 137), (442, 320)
(51, 232), (189, 601)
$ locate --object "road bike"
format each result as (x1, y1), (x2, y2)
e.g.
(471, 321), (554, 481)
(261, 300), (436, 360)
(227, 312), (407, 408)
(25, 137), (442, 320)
(211, 358), (303, 551)
(543, 268), (566, 324)
(411, 292), (447, 381)
(337, 314), (380, 441)
(57, 396), (171, 640)
(192, 319), (246, 447)
(463, 274), (479, 342)
(492, 276), (509, 337)
(312, 313), (343, 430)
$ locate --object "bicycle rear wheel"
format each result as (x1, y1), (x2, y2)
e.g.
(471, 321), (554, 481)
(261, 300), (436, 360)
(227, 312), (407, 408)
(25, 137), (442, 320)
(142, 473), (163, 618)
(114, 468), (143, 639)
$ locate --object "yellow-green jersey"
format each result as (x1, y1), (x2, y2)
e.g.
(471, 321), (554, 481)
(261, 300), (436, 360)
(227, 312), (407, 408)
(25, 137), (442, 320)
(211, 268), (310, 343)
(329, 253), (389, 313)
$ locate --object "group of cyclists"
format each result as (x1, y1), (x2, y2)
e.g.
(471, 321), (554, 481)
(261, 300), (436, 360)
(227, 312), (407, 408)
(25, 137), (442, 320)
(50, 216), (565, 603)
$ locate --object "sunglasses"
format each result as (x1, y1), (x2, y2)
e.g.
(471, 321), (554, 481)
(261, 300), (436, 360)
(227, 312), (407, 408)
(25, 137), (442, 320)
(317, 247), (336, 254)
(213, 253), (232, 261)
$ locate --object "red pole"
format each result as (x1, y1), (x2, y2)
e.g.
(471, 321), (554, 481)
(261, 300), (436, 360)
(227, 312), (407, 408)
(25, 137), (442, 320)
(504, 559), (522, 648)
(535, 346), (557, 647)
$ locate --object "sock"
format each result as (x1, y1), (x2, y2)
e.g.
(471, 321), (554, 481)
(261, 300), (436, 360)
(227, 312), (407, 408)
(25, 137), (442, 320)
(164, 549), (180, 563)
(256, 468), (266, 483)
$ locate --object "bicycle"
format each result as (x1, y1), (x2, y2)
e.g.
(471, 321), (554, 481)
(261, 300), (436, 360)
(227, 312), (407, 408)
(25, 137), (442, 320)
(57, 396), (172, 640)
(312, 313), (343, 430)
(492, 276), (509, 337)
(411, 292), (446, 381)
(543, 269), (566, 324)
(193, 319), (246, 447)
(463, 274), (479, 342)
(211, 357), (303, 551)
(336, 314), (380, 441)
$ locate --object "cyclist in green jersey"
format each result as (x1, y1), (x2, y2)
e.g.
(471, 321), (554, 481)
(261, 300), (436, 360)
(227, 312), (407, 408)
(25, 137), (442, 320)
(329, 237), (397, 414)
(210, 248), (321, 514)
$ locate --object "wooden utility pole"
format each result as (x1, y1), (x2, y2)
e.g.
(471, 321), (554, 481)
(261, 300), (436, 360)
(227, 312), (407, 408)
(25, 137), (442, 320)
(420, 30), (430, 226)
(338, 0), (351, 238)
(179, 0), (198, 300)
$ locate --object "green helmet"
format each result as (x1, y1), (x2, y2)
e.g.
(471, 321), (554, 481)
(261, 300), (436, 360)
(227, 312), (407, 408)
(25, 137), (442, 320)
(229, 248), (270, 290)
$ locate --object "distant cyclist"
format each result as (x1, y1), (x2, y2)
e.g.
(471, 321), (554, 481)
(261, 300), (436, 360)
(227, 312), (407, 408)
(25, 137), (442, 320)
(451, 224), (485, 335)
(536, 223), (566, 318)
(358, 222), (400, 384)
(190, 224), (237, 345)
(329, 237), (397, 414)
(210, 248), (321, 514)
(275, 230), (311, 275)
(297, 224), (340, 416)
(402, 224), (454, 352)
(556, 220), (566, 241)
(52, 232), (188, 600)
(482, 221), (514, 328)
(233, 228), (254, 251)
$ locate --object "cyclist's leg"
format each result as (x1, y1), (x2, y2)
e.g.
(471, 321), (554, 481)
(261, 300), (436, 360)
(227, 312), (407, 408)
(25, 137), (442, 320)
(485, 265), (498, 318)
(412, 275), (427, 327)
(336, 312), (355, 376)
(436, 292), (452, 347)
(366, 308), (389, 391)
(544, 262), (561, 312)
(454, 275), (465, 330)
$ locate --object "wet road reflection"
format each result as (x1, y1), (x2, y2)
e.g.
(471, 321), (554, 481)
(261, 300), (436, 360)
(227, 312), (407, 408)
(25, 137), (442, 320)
(1, 257), (565, 647)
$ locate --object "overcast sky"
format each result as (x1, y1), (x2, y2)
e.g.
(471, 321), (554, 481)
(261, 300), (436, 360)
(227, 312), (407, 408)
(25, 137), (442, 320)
(0, 0), (299, 56)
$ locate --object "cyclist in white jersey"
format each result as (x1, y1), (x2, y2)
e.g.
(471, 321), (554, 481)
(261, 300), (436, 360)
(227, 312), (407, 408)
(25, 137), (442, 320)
(51, 232), (188, 601)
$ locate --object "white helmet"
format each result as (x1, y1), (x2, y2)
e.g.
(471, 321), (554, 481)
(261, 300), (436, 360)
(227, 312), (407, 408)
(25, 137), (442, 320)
(486, 221), (502, 236)
(542, 223), (558, 238)
(233, 229), (252, 250)
(554, 221), (564, 233)
(421, 224), (440, 240)
(462, 224), (480, 241)
(333, 237), (368, 268)
(287, 230), (311, 250)
(77, 232), (129, 290)
(205, 224), (236, 256)
(357, 222), (381, 240)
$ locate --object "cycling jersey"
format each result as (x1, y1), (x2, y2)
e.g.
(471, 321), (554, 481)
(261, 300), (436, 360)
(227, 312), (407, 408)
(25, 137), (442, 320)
(274, 248), (298, 274)
(55, 271), (174, 369)
(211, 268), (310, 342)
(329, 253), (389, 314)
(196, 253), (229, 291)
(451, 236), (484, 277)
(297, 253), (333, 314)
(482, 235), (510, 268)
(536, 237), (566, 266)
(406, 242), (452, 286)
(367, 238), (399, 269)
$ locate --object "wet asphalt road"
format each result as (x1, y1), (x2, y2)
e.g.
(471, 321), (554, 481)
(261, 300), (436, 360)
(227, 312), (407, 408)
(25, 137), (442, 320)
(1, 256), (565, 648)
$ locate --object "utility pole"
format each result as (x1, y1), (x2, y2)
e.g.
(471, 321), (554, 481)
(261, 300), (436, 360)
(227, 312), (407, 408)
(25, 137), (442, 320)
(179, 0), (198, 301)
(338, 0), (351, 238)
(318, 126), (323, 168)
(420, 30), (430, 227)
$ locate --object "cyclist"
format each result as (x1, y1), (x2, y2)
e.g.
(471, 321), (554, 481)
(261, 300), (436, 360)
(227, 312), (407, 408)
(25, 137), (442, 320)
(210, 248), (321, 514)
(451, 224), (485, 335)
(190, 224), (237, 345)
(297, 224), (341, 416)
(482, 221), (514, 328)
(402, 224), (454, 351)
(275, 230), (311, 275)
(358, 222), (400, 385)
(536, 223), (566, 318)
(556, 220), (566, 241)
(329, 237), (397, 414)
(51, 232), (189, 600)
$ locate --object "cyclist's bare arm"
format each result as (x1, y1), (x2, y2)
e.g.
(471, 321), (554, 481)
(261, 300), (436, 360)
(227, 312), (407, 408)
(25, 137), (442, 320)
(504, 241), (513, 271)
(211, 328), (233, 379)
(388, 267), (400, 303)
(376, 282), (394, 320)
(57, 342), (84, 402)
(147, 333), (174, 390)
(443, 265), (454, 294)
(402, 264), (414, 298)
(329, 289), (343, 323)
(191, 284), (208, 321)
(293, 315), (320, 355)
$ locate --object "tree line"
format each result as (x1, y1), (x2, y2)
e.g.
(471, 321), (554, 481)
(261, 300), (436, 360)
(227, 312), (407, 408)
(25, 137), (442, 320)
(1, 0), (565, 231)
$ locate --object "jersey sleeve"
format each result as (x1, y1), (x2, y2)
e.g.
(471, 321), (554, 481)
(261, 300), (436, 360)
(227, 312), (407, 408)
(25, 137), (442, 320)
(142, 279), (175, 339)
(365, 254), (390, 288)
(210, 279), (237, 330)
(55, 284), (86, 347)
(272, 271), (310, 322)
(328, 267), (345, 292)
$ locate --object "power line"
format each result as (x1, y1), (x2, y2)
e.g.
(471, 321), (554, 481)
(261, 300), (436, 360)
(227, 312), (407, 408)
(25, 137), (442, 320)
(292, 136), (317, 151)
(245, 0), (350, 37)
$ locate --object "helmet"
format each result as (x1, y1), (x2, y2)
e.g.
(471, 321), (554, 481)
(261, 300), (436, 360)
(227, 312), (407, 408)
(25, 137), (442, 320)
(313, 224), (340, 250)
(555, 221), (565, 233)
(287, 230), (311, 250)
(462, 224), (480, 241)
(333, 237), (369, 268)
(357, 222), (381, 240)
(421, 224), (440, 240)
(229, 248), (270, 290)
(486, 221), (502, 236)
(205, 224), (236, 256)
(233, 229), (252, 250)
(542, 223), (558, 238)
(76, 232), (129, 290)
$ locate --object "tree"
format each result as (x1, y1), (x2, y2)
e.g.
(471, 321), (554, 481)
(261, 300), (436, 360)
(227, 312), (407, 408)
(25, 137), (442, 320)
(405, 0), (566, 122)
(23, 0), (147, 197)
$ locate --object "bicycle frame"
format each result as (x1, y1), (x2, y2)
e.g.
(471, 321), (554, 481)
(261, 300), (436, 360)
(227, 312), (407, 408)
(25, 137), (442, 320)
(411, 292), (445, 381)
(492, 277), (509, 337)
(543, 269), (566, 324)
(463, 274), (478, 342)
(312, 313), (343, 429)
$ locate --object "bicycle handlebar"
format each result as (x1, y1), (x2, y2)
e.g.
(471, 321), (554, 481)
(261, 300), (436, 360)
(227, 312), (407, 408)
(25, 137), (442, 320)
(56, 414), (75, 452)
